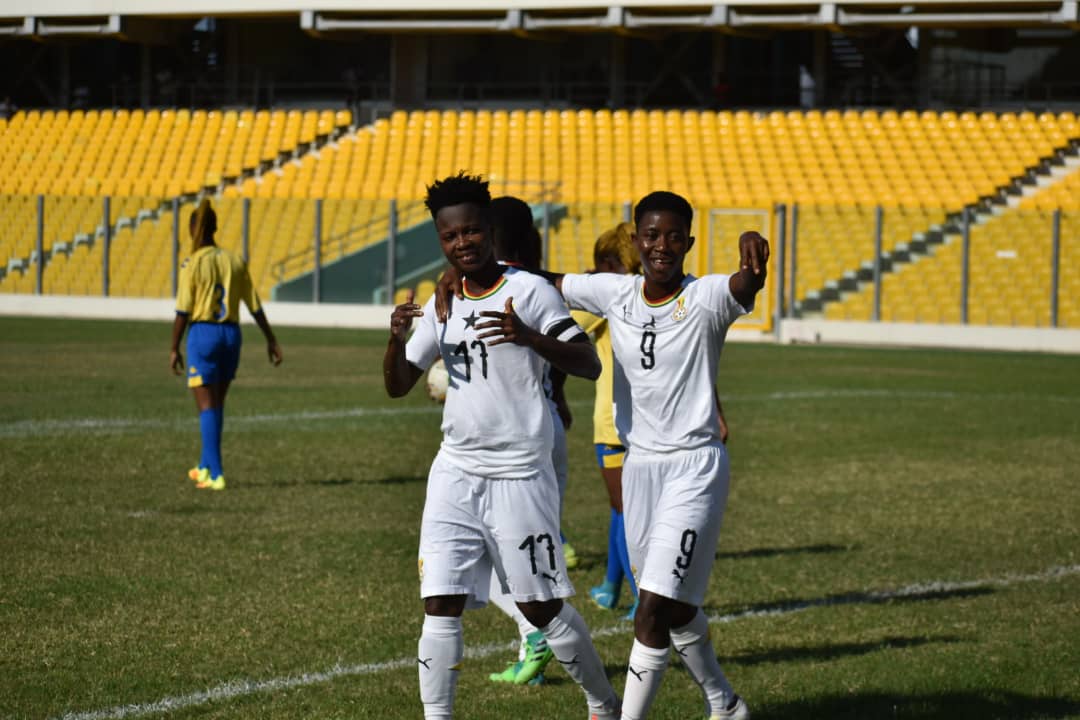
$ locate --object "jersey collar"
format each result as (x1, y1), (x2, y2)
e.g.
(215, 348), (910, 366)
(641, 274), (694, 308)
(463, 274), (509, 300)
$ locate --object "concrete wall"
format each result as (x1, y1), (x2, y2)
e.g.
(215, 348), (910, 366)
(780, 318), (1080, 355)
(4, 294), (1080, 354)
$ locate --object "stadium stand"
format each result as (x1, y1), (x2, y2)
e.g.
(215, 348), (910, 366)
(1, 106), (1077, 329)
(0, 108), (351, 296)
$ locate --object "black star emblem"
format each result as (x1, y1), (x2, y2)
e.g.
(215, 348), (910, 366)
(463, 311), (479, 329)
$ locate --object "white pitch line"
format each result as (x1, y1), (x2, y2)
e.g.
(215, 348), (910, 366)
(5, 388), (1077, 440)
(51, 563), (1080, 720)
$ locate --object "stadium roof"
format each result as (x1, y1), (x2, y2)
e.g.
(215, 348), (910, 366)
(2, 0), (1077, 34)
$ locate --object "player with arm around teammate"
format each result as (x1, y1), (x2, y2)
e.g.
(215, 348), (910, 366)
(169, 199), (282, 491)
(557, 191), (767, 720)
(383, 173), (621, 720)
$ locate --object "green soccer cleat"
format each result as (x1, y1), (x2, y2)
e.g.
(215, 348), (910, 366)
(489, 661), (522, 683)
(563, 541), (579, 569)
(514, 630), (554, 685)
(188, 467), (209, 484)
(196, 474), (226, 491)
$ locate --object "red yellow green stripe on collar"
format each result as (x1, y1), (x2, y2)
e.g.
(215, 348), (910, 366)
(641, 283), (685, 308)
(463, 275), (509, 300)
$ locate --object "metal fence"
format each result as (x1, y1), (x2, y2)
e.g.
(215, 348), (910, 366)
(2, 194), (1076, 330)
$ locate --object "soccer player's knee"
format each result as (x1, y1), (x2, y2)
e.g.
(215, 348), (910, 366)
(516, 598), (562, 628)
(424, 594), (466, 617)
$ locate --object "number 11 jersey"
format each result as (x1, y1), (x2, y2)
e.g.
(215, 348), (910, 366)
(406, 267), (586, 478)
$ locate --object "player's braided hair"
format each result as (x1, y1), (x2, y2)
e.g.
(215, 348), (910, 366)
(634, 191), (693, 231)
(424, 172), (491, 221)
(594, 221), (639, 274)
(189, 198), (217, 253)
(491, 195), (542, 269)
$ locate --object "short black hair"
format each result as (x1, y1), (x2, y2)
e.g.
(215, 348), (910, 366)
(634, 191), (693, 231)
(424, 172), (491, 220)
(491, 195), (542, 269)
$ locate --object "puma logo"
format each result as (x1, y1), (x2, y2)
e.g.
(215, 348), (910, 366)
(541, 570), (562, 586)
(628, 665), (647, 681)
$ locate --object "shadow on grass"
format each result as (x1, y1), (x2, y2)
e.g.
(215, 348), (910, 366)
(717, 543), (850, 561)
(721, 635), (964, 667)
(751, 690), (1080, 720)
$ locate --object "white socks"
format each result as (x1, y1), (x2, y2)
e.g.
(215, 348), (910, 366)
(670, 609), (736, 716)
(417, 614), (463, 720)
(539, 603), (620, 712)
(488, 572), (535, 660)
(621, 639), (670, 720)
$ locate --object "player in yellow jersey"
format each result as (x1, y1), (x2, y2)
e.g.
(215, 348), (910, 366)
(169, 199), (282, 490)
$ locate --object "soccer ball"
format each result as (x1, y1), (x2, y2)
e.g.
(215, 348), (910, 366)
(426, 359), (449, 403)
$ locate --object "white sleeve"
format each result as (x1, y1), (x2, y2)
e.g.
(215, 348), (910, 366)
(527, 280), (588, 343)
(701, 274), (754, 329)
(561, 273), (626, 316)
(404, 296), (441, 371)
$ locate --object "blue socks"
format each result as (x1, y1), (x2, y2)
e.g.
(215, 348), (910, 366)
(605, 508), (623, 585)
(613, 511), (638, 597)
(199, 407), (224, 478)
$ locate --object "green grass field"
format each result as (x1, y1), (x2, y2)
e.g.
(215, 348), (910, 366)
(2, 316), (1079, 720)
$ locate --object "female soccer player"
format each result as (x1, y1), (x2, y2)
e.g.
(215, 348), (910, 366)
(169, 198), (282, 490)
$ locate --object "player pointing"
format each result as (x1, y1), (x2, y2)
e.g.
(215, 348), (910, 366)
(435, 190), (767, 719)
(384, 173), (621, 720)
(557, 191), (766, 720)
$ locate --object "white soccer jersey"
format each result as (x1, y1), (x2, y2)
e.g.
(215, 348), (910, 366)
(561, 272), (751, 456)
(407, 267), (585, 477)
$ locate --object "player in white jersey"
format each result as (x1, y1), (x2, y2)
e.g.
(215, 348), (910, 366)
(484, 194), (575, 686)
(383, 173), (621, 720)
(557, 191), (769, 720)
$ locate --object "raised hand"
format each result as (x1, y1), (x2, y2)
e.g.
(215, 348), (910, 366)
(434, 267), (464, 323)
(390, 289), (423, 342)
(738, 231), (770, 275)
(475, 296), (537, 347)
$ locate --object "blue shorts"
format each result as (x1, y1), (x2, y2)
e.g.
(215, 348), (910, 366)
(595, 443), (627, 470)
(186, 322), (242, 388)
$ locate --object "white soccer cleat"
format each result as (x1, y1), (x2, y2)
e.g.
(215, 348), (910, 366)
(709, 695), (750, 720)
(588, 696), (621, 720)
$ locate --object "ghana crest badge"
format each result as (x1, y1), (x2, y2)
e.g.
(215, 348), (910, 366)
(672, 297), (688, 321)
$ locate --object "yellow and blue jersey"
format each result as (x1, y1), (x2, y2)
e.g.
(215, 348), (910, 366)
(176, 245), (261, 324)
(572, 310), (625, 464)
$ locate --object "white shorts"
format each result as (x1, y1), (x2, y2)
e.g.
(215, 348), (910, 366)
(551, 407), (568, 503)
(418, 451), (574, 607)
(622, 444), (730, 607)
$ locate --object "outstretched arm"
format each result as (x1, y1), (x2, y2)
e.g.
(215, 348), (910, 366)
(384, 291), (426, 397)
(476, 297), (600, 380)
(252, 309), (283, 366)
(729, 231), (770, 308)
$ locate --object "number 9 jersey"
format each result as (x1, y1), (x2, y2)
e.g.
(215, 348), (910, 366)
(561, 272), (751, 457)
(175, 246), (261, 324)
(405, 267), (587, 478)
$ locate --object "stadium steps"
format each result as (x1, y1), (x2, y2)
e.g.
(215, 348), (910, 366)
(802, 140), (1080, 322)
(0, 110), (353, 290)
